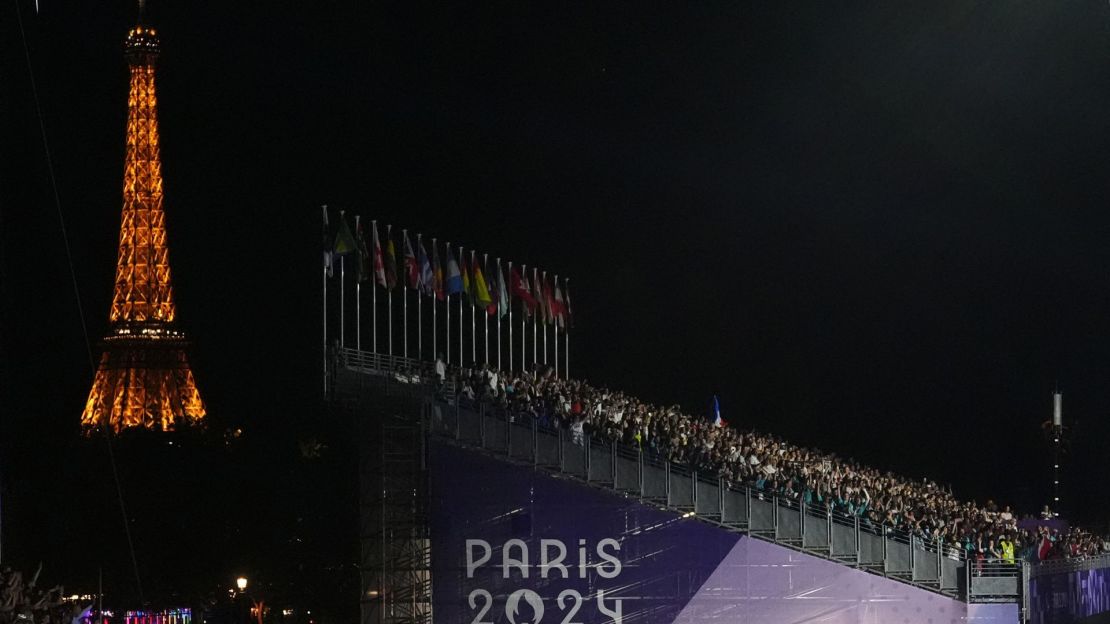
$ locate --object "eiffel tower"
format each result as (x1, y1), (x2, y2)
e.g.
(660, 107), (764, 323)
(81, 5), (205, 433)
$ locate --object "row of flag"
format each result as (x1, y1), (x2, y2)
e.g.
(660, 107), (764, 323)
(324, 209), (573, 328)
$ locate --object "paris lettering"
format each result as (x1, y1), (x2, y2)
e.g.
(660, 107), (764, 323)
(465, 538), (624, 624)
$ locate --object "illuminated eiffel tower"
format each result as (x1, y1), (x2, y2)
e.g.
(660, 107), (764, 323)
(81, 5), (205, 433)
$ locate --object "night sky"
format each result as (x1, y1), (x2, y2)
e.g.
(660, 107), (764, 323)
(5, 0), (1110, 607)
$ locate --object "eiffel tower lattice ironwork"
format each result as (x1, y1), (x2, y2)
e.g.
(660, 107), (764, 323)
(81, 14), (205, 433)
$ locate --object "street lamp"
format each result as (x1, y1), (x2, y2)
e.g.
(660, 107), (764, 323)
(235, 577), (250, 624)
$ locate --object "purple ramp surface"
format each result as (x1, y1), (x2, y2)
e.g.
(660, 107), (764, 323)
(674, 536), (1019, 624)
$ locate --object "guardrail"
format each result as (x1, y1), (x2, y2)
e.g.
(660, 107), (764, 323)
(425, 398), (985, 599)
(332, 347), (1024, 604)
(1029, 552), (1110, 578)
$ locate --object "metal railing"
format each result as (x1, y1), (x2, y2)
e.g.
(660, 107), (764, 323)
(1029, 552), (1110, 578)
(423, 397), (997, 600)
(334, 347), (1023, 604)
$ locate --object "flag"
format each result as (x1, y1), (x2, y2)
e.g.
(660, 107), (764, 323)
(460, 251), (472, 302)
(333, 211), (358, 256)
(432, 241), (445, 300)
(472, 255), (493, 310)
(510, 266), (536, 313)
(544, 276), (557, 325)
(355, 217), (371, 282)
(554, 278), (566, 327)
(532, 271), (546, 322)
(418, 237), (434, 296)
(321, 206), (333, 277)
(383, 227), (398, 289)
(487, 261), (500, 316)
(445, 246), (463, 296)
(712, 395), (728, 428)
(403, 231), (420, 289)
(497, 262), (509, 318)
(371, 222), (386, 287)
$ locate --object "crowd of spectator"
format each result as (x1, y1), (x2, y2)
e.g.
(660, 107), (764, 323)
(413, 356), (1110, 566)
(0, 565), (89, 624)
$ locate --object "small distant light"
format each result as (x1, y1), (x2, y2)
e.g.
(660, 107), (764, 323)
(1054, 464), (1059, 468)
(1054, 497), (1059, 501)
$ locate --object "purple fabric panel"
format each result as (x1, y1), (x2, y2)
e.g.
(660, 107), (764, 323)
(675, 537), (1018, 624)
(429, 440), (741, 624)
(429, 440), (1020, 624)
(1029, 565), (1110, 623)
(1018, 518), (1070, 532)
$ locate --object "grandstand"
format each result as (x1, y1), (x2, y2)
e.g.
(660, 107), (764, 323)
(321, 220), (1110, 624)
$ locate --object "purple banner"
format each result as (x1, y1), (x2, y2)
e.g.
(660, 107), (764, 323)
(1029, 566), (1110, 624)
(429, 440), (1018, 624)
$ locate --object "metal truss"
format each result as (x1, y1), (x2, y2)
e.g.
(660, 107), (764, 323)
(351, 375), (433, 624)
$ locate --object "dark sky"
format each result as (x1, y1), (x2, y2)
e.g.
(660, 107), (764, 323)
(5, 0), (1110, 603)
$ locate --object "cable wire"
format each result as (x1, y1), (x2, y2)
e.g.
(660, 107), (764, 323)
(14, 0), (145, 605)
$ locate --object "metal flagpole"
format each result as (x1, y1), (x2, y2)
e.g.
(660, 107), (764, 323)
(387, 224), (393, 358)
(322, 206), (328, 393)
(553, 274), (558, 378)
(508, 261), (514, 373)
(403, 229), (409, 360)
(541, 270), (548, 365)
(459, 245), (465, 365)
(521, 264), (527, 372)
(372, 220), (378, 354)
(340, 255), (346, 348)
(417, 234), (424, 361)
(355, 216), (362, 351)
(475, 248), (479, 361)
(565, 278), (570, 379)
(432, 237), (438, 362)
(496, 258), (503, 371)
(483, 253), (490, 365)
(532, 266), (538, 367)
(445, 241), (451, 365)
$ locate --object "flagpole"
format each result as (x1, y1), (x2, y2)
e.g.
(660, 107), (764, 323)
(387, 225), (393, 358)
(553, 274), (558, 379)
(565, 278), (570, 379)
(445, 241), (451, 365)
(372, 220), (378, 354)
(403, 229), (410, 360)
(496, 258), (503, 371)
(417, 234), (424, 361)
(432, 238), (438, 363)
(521, 264), (527, 372)
(340, 255), (346, 348)
(532, 266), (538, 368)
(355, 216), (362, 351)
(459, 245), (465, 366)
(508, 261), (514, 373)
(322, 206), (328, 393)
(470, 250), (477, 364)
(483, 253), (490, 365)
(542, 270), (549, 366)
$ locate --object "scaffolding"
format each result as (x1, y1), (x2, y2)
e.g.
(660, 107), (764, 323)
(347, 372), (433, 624)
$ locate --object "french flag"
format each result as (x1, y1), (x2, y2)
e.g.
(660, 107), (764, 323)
(712, 395), (727, 428)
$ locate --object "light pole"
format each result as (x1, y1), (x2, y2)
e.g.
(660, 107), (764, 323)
(236, 577), (249, 624)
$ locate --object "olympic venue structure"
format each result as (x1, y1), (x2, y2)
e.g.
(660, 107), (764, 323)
(331, 351), (1110, 624)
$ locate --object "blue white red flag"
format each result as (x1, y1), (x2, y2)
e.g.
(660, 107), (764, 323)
(712, 395), (727, 428)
